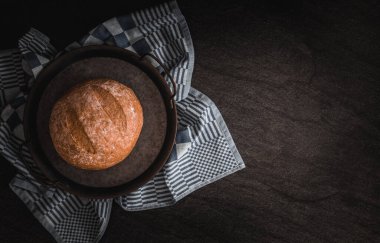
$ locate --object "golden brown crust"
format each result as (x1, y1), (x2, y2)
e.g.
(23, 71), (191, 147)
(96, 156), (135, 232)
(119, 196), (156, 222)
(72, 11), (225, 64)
(49, 79), (143, 170)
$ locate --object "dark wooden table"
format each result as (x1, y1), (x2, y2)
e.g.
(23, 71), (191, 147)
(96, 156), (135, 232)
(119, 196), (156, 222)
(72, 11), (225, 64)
(1, 0), (379, 242)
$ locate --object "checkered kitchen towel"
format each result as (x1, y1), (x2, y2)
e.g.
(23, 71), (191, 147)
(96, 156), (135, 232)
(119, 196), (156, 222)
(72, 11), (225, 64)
(0, 1), (245, 242)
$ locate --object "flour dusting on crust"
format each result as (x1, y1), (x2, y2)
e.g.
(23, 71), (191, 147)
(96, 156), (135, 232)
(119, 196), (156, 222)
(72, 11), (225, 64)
(49, 79), (143, 170)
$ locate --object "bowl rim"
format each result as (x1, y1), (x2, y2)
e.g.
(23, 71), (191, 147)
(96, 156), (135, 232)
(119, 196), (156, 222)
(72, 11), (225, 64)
(23, 45), (177, 198)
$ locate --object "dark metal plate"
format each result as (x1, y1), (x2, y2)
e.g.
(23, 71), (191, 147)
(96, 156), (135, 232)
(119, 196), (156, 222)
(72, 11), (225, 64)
(24, 46), (177, 198)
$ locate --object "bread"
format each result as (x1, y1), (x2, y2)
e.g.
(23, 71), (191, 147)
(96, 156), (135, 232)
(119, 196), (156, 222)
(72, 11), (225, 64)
(49, 79), (143, 170)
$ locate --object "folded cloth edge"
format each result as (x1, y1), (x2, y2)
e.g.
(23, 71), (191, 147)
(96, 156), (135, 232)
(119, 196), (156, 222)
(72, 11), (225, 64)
(1, 1), (245, 241)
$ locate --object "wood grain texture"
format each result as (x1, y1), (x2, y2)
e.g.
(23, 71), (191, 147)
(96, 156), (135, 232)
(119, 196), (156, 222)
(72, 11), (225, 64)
(0, 0), (379, 242)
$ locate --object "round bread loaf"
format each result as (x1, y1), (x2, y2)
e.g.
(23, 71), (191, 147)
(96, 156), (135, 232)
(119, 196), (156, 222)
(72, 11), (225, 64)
(49, 79), (143, 170)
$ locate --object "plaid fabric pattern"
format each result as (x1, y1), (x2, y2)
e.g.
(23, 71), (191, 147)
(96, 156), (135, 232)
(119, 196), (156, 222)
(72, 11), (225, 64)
(0, 50), (28, 107)
(26, 1), (194, 102)
(117, 89), (245, 210)
(0, 1), (245, 242)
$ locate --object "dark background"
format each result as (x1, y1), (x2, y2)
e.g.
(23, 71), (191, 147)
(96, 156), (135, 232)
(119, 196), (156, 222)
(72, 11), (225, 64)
(1, 0), (380, 242)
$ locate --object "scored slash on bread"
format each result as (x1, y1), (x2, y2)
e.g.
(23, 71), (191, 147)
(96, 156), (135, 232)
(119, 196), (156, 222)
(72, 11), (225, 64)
(49, 79), (143, 170)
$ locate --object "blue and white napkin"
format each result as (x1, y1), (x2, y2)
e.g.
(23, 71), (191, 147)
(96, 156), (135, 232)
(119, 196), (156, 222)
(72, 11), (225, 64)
(0, 1), (245, 242)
